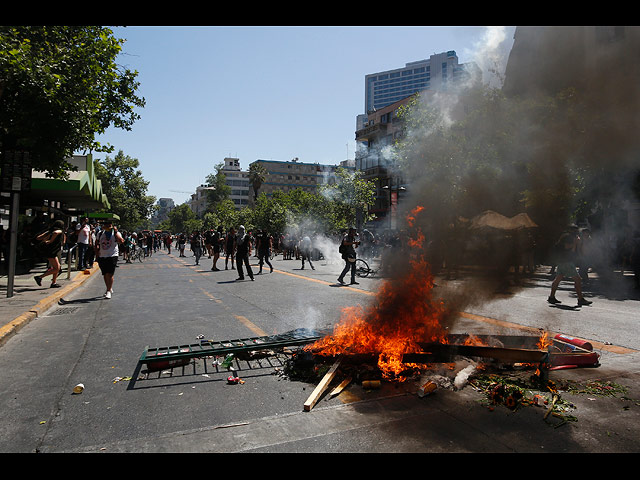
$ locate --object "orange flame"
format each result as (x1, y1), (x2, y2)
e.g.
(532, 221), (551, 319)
(306, 206), (449, 380)
(537, 330), (552, 350)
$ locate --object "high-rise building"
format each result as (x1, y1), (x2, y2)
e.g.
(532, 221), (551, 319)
(364, 51), (479, 114)
(356, 51), (480, 231)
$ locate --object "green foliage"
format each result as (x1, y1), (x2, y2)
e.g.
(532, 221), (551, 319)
(0, 26), (145, 177)
(319, 167), (376, 229)
(166, 203), (197, 234)
(249, 162), (268, 201)
(94, 150), (155, 231)
(204, 163), (231, 205)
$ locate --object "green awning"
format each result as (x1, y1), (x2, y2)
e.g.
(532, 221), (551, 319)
(20, 154), (111, 211)
(87, 212), (120, 221)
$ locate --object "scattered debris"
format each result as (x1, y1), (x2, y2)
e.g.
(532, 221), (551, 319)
(72, 383), (84, 394)
(453, 364), (476, 389)
(329, 377), (352, 397)
(362, 379), (381, 390)
(304, 357), (342, 411)
(417, 381), (437, 397)
(112, 376), (132, 383)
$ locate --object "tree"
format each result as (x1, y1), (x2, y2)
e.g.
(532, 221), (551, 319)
(204, 162), (231, 207)
(249, 162), (268, 201)
(202, 199), (237, 230)
(94, 150), (156, 231)
(0, 26), (145, 178)
(166, 203), (197, 234)
(319, 167), (376, 230)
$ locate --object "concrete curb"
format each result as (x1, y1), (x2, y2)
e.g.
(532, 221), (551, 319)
(0, 267), (100, 347)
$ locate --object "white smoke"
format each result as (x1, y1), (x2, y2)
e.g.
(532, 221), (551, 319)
(465, 26), (515, 88)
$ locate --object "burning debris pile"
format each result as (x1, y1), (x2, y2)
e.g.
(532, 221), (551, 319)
(304, 206), (451, 381)
(293, 206), (604, 415)
(303, 207), (553, 381)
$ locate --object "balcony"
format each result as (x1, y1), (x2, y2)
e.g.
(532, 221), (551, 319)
(355, 123), (387, 141)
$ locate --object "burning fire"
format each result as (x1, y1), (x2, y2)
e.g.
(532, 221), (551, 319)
(306, 206), (448, 380)
(306, 205), (553, 381)
(537, 330), (552, 350)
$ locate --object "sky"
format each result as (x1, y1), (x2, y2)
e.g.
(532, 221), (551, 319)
(93, 26), (516, 205)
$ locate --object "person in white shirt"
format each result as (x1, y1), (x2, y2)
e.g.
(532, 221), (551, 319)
(76, 217), (91, 270)
(95, 220), (124, 299)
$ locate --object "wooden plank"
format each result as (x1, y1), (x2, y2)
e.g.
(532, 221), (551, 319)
(303, 357), (342, 412)
(329, 377), (352, 398)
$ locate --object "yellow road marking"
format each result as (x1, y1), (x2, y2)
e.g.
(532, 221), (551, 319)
(198, 287), (222, 304)
(234, 315), (268, 337)
(274, 269), (374, 295)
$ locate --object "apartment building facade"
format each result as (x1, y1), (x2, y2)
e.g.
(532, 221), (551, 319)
(221, 157), (250, 209)
(248, 158), (353, 202)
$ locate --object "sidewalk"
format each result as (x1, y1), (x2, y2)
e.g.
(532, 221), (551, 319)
(0, 260), (100, 347)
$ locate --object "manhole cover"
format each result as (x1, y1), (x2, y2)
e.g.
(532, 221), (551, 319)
(49, 306), (80, 316)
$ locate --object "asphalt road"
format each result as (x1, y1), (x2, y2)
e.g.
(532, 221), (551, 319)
(1, 248), (639, 453)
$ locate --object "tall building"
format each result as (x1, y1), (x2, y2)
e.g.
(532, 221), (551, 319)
(356, 51), (480, 231)
(364, 51), (479, 114)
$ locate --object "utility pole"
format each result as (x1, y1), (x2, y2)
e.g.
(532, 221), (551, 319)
(1, 151), (32, 298)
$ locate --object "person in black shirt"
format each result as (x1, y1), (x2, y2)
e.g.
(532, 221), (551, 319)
(191, 230), (204, 265)
(235, 225), (254, 281)
(224, 227), (236, 269)
(256, 229), (273, 274)
(211, 226), (223, 271)
(337, 227), (360, 285)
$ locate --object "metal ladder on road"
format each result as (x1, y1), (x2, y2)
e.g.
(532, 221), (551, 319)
(138, 327), (328, 371)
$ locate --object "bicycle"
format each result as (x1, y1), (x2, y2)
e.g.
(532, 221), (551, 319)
(131, 246), (144, 263)
(355, 258), (375, 278)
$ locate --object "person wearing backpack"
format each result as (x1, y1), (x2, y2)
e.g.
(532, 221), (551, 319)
(337, 227), (360, 285)
(95, 220), (124, 299)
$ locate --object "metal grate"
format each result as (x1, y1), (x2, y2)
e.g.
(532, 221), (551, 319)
(139, 328), (328, 371)
(48, 306), (81, 316)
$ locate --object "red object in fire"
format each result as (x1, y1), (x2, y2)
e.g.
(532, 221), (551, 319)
(554, 334), (593, 351)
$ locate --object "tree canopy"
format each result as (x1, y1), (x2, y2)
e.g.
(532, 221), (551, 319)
(94, 150), (156, 231)
(0, 26), (145, 177)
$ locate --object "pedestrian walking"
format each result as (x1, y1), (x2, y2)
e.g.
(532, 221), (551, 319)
(211, 226), (223, 271)
(256, 229), (273, 274)
(75, 217), (91, 270)
(225, 227), (236, 270)
(337, 227), (360, 285)
(122, 231), (133, 263)
(235, 225), (254, 281)
(33, 219), (66, 288)
(204, 228), (214, 259)
(191, 230), (204, 265)
(95, 219), (124, 299)
(300, 234), (314, 270)
(178, 233), (186, 257)
(548, 229), (592, 306)
(165, 233), (172, 254)
(85, 222), (96, 268)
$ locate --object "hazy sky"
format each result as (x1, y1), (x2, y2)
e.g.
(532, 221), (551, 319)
(93, 26), (515, 205)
